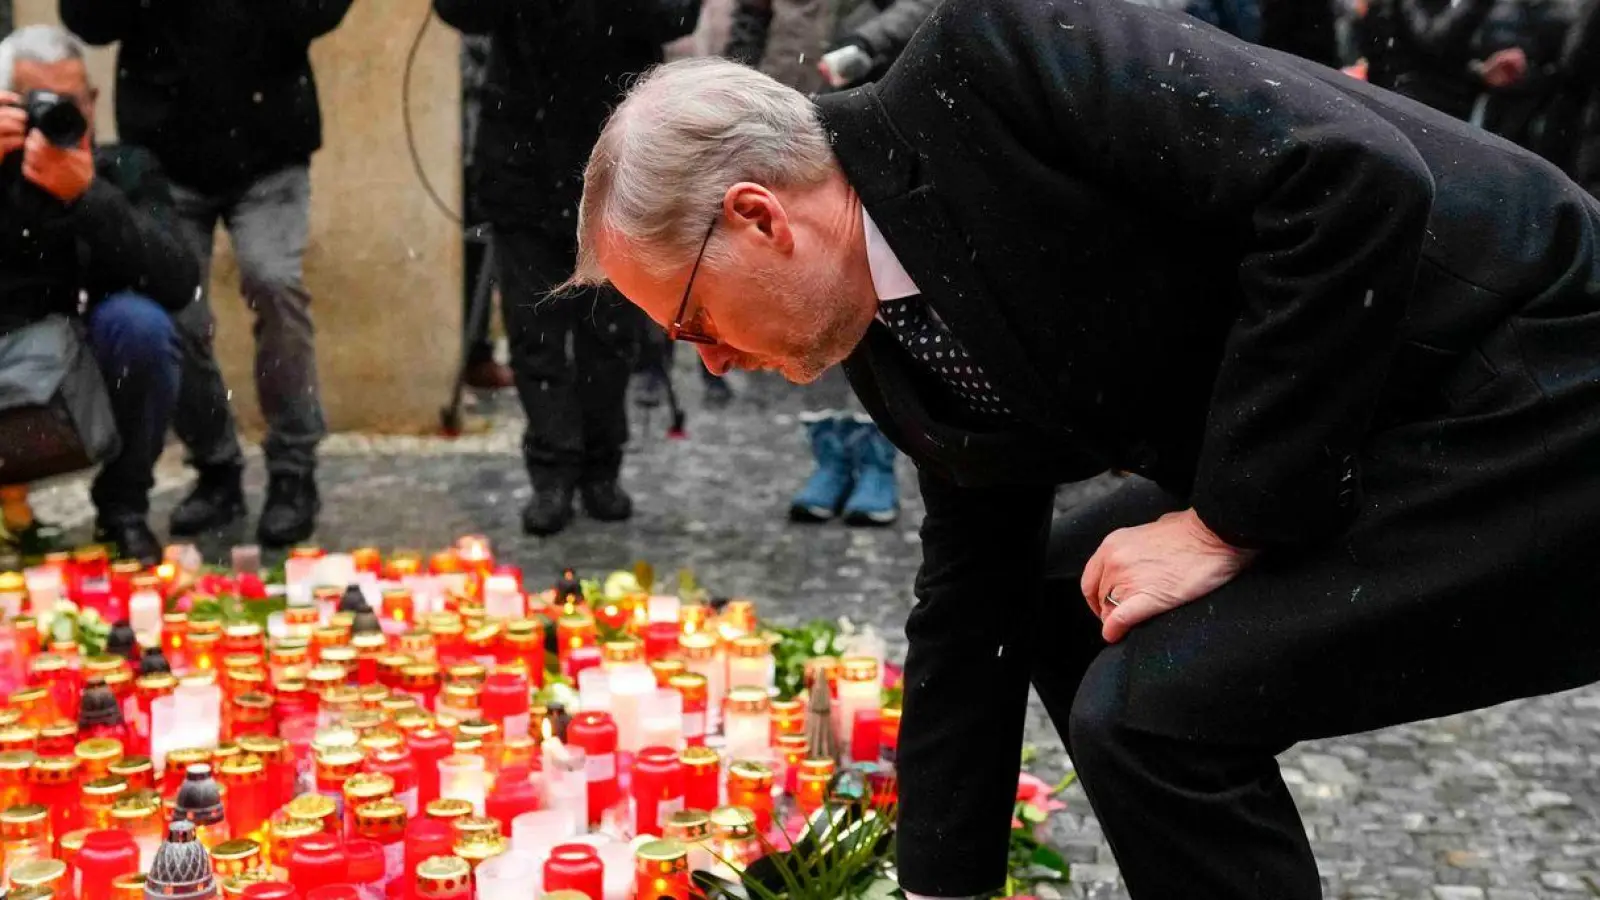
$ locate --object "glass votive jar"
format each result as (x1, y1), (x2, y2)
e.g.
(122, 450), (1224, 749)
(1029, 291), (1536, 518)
(435, 684), (480, 724)
(1, 803), (52, 879)
(219, 869), (275, 900)
(722, 688), (771, 763)
(708, 806), (762, 873)
(413, 855), (470, 900)
(663, 809), (715, 875)
(435, 756), (486, 817)
(0, 750), (36, 808)
(269, 640), (311, 684)
(212, 838), (265, 880)
(451, 831), (505, 873)
(75, 738), (124, 781)
(82, 776), (129, 830)
(398, 664), (440, 712)
(727, 637), (773, 692)
(112, 873), (146, 900)
(726, 761), (776, 834)
(679, 746), (720, 813)
(634, 839), (692, 900)
(422, 798), (472, 826)
(770, 698), (805, 739)
(268, 818), (321, 878)
(0, 724), (39, 755)
(356, 682), (388, 711)
(30, 755), (81, 836)
(342, 711), (385, 740)
(107, 756), (152, 794)
(314, 749), (365, 829)
(218, 754), (270, 839)
(320, 648), (357, 683)
(161, 748), (212, 797)
(187, 630), (222, 673)
(342, 773), (395, 836)
(38, 719), (80, 758)
(223, 623), (266, 659)
(229, 693), (276, 741)
(110, 789), (162, 869)
(11, 858), (67, 898)
(796, 758), (835, 815)
(285, 793), (340, 837)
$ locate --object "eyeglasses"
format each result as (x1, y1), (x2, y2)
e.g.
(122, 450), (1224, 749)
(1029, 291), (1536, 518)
(667, 220), (719, 345)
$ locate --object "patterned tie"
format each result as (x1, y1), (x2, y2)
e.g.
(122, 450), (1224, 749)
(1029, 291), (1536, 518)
(877, 297), (1013, 419)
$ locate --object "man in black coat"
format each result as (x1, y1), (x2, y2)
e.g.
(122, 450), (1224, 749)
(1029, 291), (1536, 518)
(566, 0), (1600, 895)
(61, 0), (354, 548)
(434, 0), (698, 536)
(0, 25), (198, 565)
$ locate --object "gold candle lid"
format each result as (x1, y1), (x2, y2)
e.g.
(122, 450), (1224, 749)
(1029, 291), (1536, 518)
(220, 871), (273, 899)
(679, 745), (719, 770)
(445, 663), (486, 685)
(10, 885), (53, 900)
(30, 754), (79, 783)
(188, 616), (223, 635)
(307, 664), (347, 688)
(457, 720), (497, 742)
(505, 619), (541, 639)
(179, 671), (218, 691)
(678, 632), (716, 660)
(841, 656), (880, 681)
(352, 633), (387, 654)
(84, 654), (126, 676)
(39, 720), (78, 743)
(451, 736), (481, 754)
(0, 708), (22, 728)
(0, 724), (38, 748)
(730, 635), (770, 659)
(236, 735), (287, 761)
(82, 774), (129, 798)
(211, 838), (261, 863)
(223, 652), (262, 673)
(233, 691), (274, 715)
(315, 748), (365, 779)
(1, 803), (47, 825)
(452, 832), (506, 864)
(776, 733), (809, 754)
(359, 729), (404, 754)
(108, 754), (153, 779)
(358, 684), (390, 706)
(601, 638), (643, 664)
(135, 672), (178, 695)
(415, 856), (470, 893)
(218, 754), (265, 780)
(0, 750), (38, 772)
(451, 815), (498, 840)
(225, 621), (264, 642)
(635, 838), (689, 865)
(11, 859), (66, 888)
(441, 681), (481, 706)
(355, 797), (406, 828)
(664, 809), (711, 841)
(393, 711), (433, 733)
(426, 615), (463, 638)
(379, 694), (418, 716)
(313, 625), (349, 647)
(709, 805), (757, 839)
(770, 698), (804, 718)
(321, 646), (357, 669)
(344, 709), (385, 735)
(30, 655), (68, 677)
(726, 686), (770, 714)
(112, 874), (146, 900)
(211, 743), (242, 763)
(60, 827), (91, 856)
(167, 747), (212, 772)
(286, 792), (338, 823)
(229, 669), (268, 691)
(103, 669), (133, 693)
(424, 798), (473, 821)
(649, 658), (686, 681)
(111, 789), (161, 820)
(270, 638), (311, 662)
(8, 686), (46, 707)
(311, 726), (359, 755)
(271, 816), (322, 843)
(728, 760), (775, 787)
(464, 623), (501, 648)
(400, 662), (440, 688)
(343, 772), (395, 803)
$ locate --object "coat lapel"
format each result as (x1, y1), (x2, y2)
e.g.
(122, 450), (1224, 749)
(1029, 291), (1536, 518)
(816, 87), (1065, 435)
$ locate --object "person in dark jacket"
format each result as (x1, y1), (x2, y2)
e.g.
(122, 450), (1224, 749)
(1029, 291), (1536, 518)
(434, 0), (698, 537)
(1260, 0), (1340, 67)
(60, 0), (354, 548)
(568, 0), (1600, 894)
(0, 25), (198, 565)
(1371, 0), (1498, 115)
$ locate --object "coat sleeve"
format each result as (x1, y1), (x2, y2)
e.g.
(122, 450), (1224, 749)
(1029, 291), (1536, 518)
(1562, 0), (1600, 85)
(74, 150), (200, 314)
(846, 0), (938, 61)
(58, 0), (140, 45)
(931, 0), (1435, 548)
(1395, 0), (1494, 65)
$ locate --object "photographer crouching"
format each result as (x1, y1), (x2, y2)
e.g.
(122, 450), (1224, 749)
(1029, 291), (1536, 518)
(0, 25), (198, 565)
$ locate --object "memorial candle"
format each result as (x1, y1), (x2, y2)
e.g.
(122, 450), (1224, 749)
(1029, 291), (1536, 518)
(632, 840), (690, 900)
(565, 712), (618, 826)
(542, 845), (603, 900)
(667, 674), (707, 748)
(677, 634), (722, 733)
(630, 747), (684, 838)
(726, 637), (773, 692)
(795, 759), (834, 816)
(662, 810), (713, 876)
(722, 688), (771, 763)
(775, 734), (808, 796)
(726, 762), (775, 835)
(835, 657), (882, 759)
(556, 615), (597, 676)
(678, 746), (720, 812)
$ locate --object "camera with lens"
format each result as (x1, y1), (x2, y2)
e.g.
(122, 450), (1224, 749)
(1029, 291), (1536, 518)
(8, 90), (88, 148)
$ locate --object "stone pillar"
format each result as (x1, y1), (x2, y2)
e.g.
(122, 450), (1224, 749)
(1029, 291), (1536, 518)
(15, 0), (463, 435)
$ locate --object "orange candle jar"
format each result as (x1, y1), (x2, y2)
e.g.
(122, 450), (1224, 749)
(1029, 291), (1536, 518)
(399, 663), (442, 713)
(161, 612), (188, 666)
(649, 659), (686, 689)
(601, 639), (643, 669)
(556, 614), (596, 671)
(29, 755), (80, 838)
(37, 720), (78, 759)
(1, 802), (51, 875)
(224, 624), (266, 659)
(228, 693), (277, 741)
(726, 761), (776, 834)
(312, 626), (350, 659)
(9, 687), (54, 729)
(770, 698), (805, 739)
(108, 755), (153, 793)
(795, 758), (834, 815)
(398, 631), (435, 664)
(285, 792), (340, 837)
(269, 817), (321, 876)
(269, 640), (311, 682)
(283, 606), (319, 636)
(634, 839), (691, 900)
(187, 630), (221, 673)
(382, 590), (415, 628)
(775, 735), (808, 796)
(377, 655), (414, 691)
(0, 724), (38, 754)
(352, 547), (382, 574)
(211, 838), (264, 880)
(82, 775), (129, 829)
(502, 620), (545, 685)
(669, 673), (709, 748)
(387, 552), (423, 580)
(0, 750), (35, 808)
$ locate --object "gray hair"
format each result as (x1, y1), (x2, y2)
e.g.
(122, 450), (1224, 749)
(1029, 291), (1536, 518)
(0, 25), (87, 92)
(563, 57), (836, 290)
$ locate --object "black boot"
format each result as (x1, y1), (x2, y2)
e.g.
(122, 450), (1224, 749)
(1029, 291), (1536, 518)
(522, 480), (576, 537)
(258, 473), (320, 547)
(94, 517), (162, 567)
(169, 466), (246, 536)
(580, 480), (634, 522)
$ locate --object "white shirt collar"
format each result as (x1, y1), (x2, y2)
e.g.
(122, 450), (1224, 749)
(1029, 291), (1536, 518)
(862, 207), (921, 302)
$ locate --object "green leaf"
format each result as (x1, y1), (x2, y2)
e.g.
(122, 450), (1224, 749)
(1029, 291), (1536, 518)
(1021, 744), (1039, 766)
(1029, 845), (1069, 874)
(1020, 804), (1048, 825)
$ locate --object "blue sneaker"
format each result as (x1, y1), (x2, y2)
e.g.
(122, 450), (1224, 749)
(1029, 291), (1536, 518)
(790, 412), (854, 522)
(842, 417), (899, 526)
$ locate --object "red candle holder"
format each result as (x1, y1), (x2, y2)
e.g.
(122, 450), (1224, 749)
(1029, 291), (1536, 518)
(566, 712), (618, 827)
(631, 747), (685, 838)
(634, 840), (691, 900)
(542, 844), (603, 900)
(679, 746), (719, 812)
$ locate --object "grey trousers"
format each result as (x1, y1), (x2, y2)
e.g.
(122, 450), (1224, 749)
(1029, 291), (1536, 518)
(170, 165), (326, 476)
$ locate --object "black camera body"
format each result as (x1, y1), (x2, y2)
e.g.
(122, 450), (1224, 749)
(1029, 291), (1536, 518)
(13, 90), (88, 148)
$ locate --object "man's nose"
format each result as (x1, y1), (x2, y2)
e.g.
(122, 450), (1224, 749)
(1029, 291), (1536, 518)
(697, 344), (735, 376)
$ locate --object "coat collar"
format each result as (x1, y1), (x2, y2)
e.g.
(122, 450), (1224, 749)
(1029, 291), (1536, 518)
(816, 87), (1065, 434)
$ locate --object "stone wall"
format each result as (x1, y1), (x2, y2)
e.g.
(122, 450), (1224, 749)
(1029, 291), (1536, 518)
(15, 0), (463, 435)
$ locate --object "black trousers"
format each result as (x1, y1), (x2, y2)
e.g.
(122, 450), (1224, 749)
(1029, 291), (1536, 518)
(494, 227), (637, 485)
(895, 312), (1600, 898)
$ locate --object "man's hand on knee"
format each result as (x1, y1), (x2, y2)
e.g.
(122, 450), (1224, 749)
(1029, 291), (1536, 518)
(1080, 507), (1258, 644)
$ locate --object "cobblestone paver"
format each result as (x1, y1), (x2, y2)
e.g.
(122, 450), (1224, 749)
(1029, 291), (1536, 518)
(30, 358), (1600, 900)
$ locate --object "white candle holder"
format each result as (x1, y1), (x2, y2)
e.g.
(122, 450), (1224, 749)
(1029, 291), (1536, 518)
(540, 747), (589, 836)
(609, 664), (656, 754)
(577, 667), (613, 714)
(439, 754), (488, 815)
(483, 576), (525, 620)
(638, 689), (685, 751)
(646, 595), (681, 624)
(473, 850), (534, 900)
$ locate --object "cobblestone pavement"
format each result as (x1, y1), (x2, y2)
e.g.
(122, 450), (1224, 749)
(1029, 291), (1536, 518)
(31, 356), (1600, 900)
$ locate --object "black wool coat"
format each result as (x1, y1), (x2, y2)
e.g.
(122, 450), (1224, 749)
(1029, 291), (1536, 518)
(822, 0), (1600, 551)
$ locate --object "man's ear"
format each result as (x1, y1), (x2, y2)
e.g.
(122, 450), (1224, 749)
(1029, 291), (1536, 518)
(723, 182), (794, 254)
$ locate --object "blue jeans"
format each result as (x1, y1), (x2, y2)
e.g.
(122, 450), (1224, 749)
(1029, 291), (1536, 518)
(87, 292), (180, 521)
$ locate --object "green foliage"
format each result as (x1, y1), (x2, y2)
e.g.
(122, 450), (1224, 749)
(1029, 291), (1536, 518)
(768, 619), (846, 701)
(184, 593), (288, 629)
(702, 799), (900, 900)
(1001, 771), (1077, 897)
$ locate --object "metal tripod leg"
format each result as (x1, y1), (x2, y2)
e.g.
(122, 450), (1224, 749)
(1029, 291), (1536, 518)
(441, 224), (497, 434)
